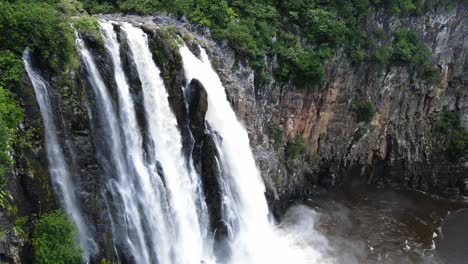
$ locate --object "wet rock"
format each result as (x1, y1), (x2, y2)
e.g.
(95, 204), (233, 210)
(148, 27), (186, 129)
(188, 79), (207, 140)
(0, 213), (23, 264)
(188, 79), (208, 165)
(200, 134), (226, 239)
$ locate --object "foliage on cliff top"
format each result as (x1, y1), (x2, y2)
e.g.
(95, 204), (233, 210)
(32, 210), (83, 264)
(78, 0), (454, 89)
(73, 15), (103, 44)
(0, 0), (78, 71)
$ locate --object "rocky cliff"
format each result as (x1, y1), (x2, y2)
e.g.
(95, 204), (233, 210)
(0, 3), (467, 263)
(208, 4), (468, 213)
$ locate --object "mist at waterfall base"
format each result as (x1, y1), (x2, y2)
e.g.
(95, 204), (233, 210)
(22, 19), (463, 264)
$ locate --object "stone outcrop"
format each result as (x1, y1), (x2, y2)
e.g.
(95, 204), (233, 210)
(204, 4), (468, 214)
(188, 79), (208, 163)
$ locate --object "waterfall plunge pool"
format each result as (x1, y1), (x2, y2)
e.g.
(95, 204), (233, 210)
(301, 187), (468, 264)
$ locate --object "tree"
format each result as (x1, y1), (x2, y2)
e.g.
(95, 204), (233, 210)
(32, 211), (83, 264)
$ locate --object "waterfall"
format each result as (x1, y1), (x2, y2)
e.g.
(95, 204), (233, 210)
(98, 21), (175, 264)
(77, 28), (158, 263)
(122, 22), (213, 263)
(26, 16), (328, 263)
(76, 21), (214, 263)
(180, 46), (326, 264)
(22, 50), (95, 261)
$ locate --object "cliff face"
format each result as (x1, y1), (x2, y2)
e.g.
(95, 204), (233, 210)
(0, 4), (467, 263)
(210, 4), (468, 212)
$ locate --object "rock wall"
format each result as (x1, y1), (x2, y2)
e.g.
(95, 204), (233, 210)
(195, 4), (468, 213)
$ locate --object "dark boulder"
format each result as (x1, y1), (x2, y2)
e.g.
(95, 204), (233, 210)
(188, 79), (208, 166)
(200, 134), (227, 239)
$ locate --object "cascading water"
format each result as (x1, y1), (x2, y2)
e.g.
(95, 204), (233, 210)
(180, 46), (328, 264)
(77, 21), (214, 263)
(77, 28), (159, 264)
(22, 50), (95, 261)
(27, 16), (329, 263)
(98, 21), (174, 264)
(122, 23), (213, 263)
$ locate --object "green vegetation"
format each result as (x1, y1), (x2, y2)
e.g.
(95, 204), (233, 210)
(14, 215), (28, 238)
(0, 51), (24, 88)
(0, 190), (13, 209)
(0, 86), (24, 179)
(0, 0), (85, 184)
(99, 258), (117, 264)
(434, 111), (462, 133)
(353, 100), (375, 123)
(433, 111), (468, 160)
(32, 210), (83, 264)
(285, 135), (307, 159)
(391, 29), (430, 65)
(368, 29), (439, 82)
(73, 15), (103, 44)
(371, 45), (392, 69)
(76, 0), (454, 89)
(267, 124), (283, 150)
(375, 0), (457, 16)
(0, 1), (78, 70)
(118, 0), (159, 14)
(0, 0), (452, 92)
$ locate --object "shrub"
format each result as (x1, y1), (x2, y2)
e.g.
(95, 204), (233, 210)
(447, 130), (468, 160)
(0, 86), (23, 179)
(302, 9), (347, 48)
(81, 1), (116, 14)
(353, 101), (374, 123)
(32, 210), (83, 264)
(117, 0), (160, 14)
(286, 135), (307, 159)
(433, 111), (461, 133)
(56, 0), (85, 16)
(73, 16), (102, 43)
(371, 45), (392, 68)
(391, 29), (430, 65)
(0, 1), (77, 70)
(421, 64), (441, 83)
(0, 51), (24, 88)
(268, 125), (283, 149)
(446, 130), (468, 160)
(275, 45), (325, 89)
(433, 111), (468, 160)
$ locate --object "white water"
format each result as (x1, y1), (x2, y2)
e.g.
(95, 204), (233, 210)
(180, 46), (328, 264)
(122, 23), (214, 263)
(99, 21), (175, 264)
(78, 26), (157, 263)
(22, 50), (95, 261)
(28, 17), (331, 263)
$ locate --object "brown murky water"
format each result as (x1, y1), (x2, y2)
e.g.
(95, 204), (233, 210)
(306, 187), (468, 264)
(436, 208), (468, 264)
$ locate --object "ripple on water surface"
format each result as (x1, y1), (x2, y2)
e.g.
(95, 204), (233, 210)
(305, 187), (468, 264)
